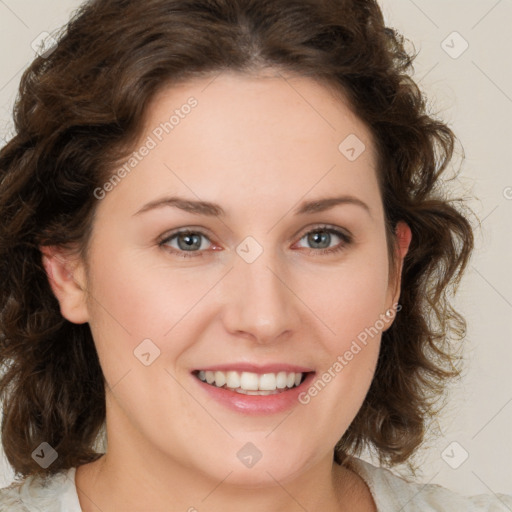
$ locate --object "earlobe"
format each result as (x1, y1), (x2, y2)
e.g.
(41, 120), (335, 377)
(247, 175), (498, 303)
(40, 246), (89, 324)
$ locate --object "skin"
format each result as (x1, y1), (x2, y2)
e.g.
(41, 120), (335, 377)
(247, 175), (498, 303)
(43, 70), (411, 512)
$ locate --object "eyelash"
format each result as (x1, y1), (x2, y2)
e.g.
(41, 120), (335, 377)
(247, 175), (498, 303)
(158, 225), (353, 259)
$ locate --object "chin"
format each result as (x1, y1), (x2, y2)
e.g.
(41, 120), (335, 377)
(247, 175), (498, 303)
(200, 444), (318, 488)
(222, 461), (305, 488)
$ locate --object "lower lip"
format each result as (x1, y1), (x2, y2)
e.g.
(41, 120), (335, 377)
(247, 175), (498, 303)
(192, 372), (316, 415)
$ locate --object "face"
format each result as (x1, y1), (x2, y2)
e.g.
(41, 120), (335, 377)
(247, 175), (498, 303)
(53, 71), (406, 486)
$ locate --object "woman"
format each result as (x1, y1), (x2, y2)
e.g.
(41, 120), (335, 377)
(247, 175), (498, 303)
(0, 0), (510, 510)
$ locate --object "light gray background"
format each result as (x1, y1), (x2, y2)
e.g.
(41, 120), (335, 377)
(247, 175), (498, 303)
(0, 0), (511, 497)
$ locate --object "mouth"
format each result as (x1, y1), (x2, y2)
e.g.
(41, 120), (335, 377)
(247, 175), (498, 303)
(192, 369), (312, 396)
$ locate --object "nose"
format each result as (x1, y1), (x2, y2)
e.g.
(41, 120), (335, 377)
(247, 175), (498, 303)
(220, 248), (302, 344)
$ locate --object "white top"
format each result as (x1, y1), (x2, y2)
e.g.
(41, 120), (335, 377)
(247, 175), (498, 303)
(1, 457), (511, 511)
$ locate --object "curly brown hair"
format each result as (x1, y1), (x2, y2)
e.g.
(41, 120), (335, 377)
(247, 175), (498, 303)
(0, 0), (473, 479)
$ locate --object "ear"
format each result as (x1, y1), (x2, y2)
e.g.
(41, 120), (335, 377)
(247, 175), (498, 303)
(386, 221), (412, 312)
(40, 246), (89, 324)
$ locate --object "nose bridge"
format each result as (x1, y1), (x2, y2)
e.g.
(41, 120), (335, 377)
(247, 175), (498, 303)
(222, 240), (300, 342)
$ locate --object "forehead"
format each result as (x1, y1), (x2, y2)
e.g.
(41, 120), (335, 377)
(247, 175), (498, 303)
(145, 70), (374, 161)
(101, 71), (382, 221)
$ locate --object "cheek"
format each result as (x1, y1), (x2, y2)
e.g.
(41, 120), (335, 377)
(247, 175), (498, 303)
(86, 246), (214, 337)
(297, 248), (391, 349)
(303, 266), (386, 385)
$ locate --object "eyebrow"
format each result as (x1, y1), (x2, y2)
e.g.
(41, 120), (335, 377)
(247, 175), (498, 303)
(133, 195), (371, 217)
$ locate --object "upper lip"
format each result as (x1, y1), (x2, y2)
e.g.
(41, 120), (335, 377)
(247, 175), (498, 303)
(192, 363), (315, 374)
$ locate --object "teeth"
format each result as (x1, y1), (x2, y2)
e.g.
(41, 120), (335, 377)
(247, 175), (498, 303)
(259, 373), (277, 391)
(214, 371), (226, 387)
(226, 371), (240, 388)
(240, 372), (259, 390)
(196, 370), (305, 392)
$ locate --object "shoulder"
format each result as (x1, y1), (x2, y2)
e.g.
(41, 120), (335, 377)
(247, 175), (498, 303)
(348, 457), (512, 512)
(0, 467), (81, 512)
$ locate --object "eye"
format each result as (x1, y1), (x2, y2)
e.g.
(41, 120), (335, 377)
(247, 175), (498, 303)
(159, 224), (352, 259)
(159, 229), (213, 258)
(294, 225), (352, 255)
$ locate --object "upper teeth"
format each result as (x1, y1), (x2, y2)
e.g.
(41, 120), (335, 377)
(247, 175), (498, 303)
(197, 370), (303, 391)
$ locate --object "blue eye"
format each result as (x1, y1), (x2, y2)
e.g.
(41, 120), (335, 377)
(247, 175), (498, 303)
(160, 230), (212, 258)
(159, 225), (352, 258)
(295, 226), (351, 255)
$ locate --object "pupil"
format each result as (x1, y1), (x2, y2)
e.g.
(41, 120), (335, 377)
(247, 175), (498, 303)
(179, 233), (201, 250)
(309, 231), (329, 249)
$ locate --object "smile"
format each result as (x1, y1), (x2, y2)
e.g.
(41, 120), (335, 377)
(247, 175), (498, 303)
(194, 370), (308, 395)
